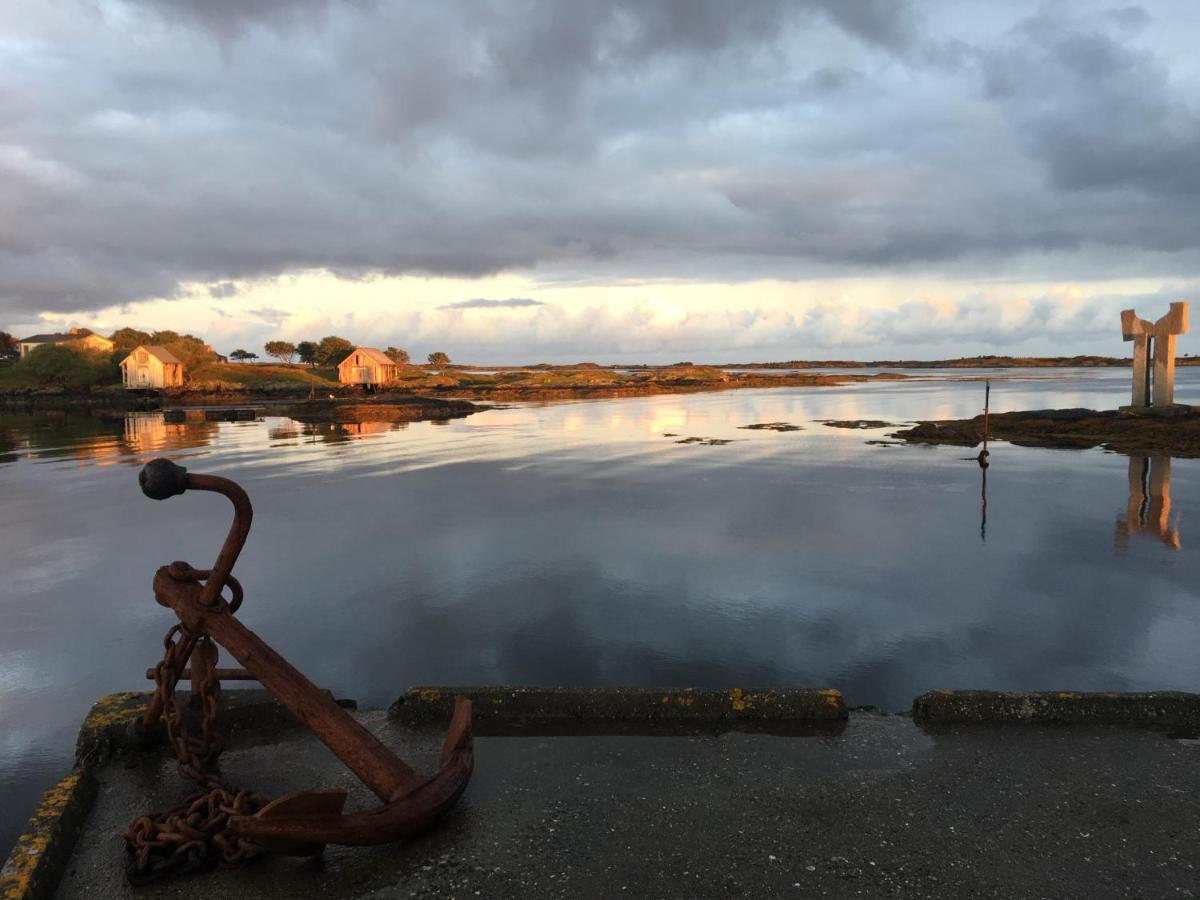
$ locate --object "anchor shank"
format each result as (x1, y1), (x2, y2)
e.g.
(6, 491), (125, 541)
(200, 602), (421, 801)
(187, 473), (253, 608)
(155, 569), (420, 802)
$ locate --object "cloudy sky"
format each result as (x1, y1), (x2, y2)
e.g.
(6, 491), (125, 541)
(3, 0), (1199, 362)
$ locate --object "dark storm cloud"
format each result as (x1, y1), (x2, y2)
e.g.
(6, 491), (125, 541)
(439, 298), (545, 310)
(980, 7), (1200, 197)
(2, 0), (1199, 324)
(121, 0), (365, 35)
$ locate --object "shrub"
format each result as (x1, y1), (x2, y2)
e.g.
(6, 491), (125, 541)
(17, 345), (113, 388)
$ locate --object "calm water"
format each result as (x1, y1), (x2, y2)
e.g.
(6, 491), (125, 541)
(3, 367), (1200, 851)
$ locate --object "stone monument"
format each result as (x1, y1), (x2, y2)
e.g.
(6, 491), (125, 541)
(1120, 301), (1188, 411)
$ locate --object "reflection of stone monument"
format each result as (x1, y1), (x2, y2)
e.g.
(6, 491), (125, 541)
(1115, 456), (1180, 551)
(1120, 302), (1188, 410)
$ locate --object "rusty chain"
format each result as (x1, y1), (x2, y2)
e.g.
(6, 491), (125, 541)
(123, 571), (269, 884)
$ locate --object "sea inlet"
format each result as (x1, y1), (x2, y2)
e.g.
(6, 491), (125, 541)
(2, 367), (1199, 852)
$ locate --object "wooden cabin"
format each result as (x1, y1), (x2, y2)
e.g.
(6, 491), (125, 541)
(120, 345), (184, 388)
(19, 328), (114, 358)
(337, 347), (401, 386)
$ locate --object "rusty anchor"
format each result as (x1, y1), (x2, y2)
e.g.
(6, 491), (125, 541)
(125, 458), (473, 881)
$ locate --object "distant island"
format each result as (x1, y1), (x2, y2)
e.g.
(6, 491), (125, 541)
(0, 363), (908, 416)
(702, 355), (1197, 369)
(5, 343), (1196, 418)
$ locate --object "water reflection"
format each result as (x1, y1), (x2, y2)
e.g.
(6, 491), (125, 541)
(123, 413), (218, 456)
(0, 412), (422, 464)
(5, 370), (1200, 855)
(979, 463), (988, 543)
(0, 427), (17, 465)
(280, 419), (411, 444)
(0, 412), (220, 469)
(1116, 456), (1181, 551)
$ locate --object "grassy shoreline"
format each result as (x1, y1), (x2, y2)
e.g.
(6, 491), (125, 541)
(0, 363), (910, 414)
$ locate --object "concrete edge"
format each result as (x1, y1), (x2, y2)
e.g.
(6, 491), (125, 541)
(1, 692), (160, 900)
(1, 690), (316, 900)
(0, 769), (96, 900)
(73, 692), (151, 769)
(72, 689), (332, 768)
(913, 690), (1200, 732)
(390, 686), (848, 729)
(11, 686), (1200, 899)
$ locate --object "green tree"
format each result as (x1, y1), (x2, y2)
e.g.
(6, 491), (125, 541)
(296, 341), (319, 368)
(230, 349), (258, 363)
(315, 335), (354, 366)
(109, 327), (152, 354)
(0, 331), (17, 365)
(385, 346), (410, 364)
(264, 340), (297, 363)
(149, 330), (216, 372)
(18, 345), (109, 388)
(427, 351), (450, 367)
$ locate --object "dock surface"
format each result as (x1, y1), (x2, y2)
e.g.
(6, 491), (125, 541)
(37, 700), (1200, 899)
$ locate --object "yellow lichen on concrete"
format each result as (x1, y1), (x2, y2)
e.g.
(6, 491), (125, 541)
(74, 692), (152, 767)
(675, 694), (695, 707)
(416, 689), (442, 703)
(1, 769), (93, 900)
(77, 692), (147, 736)
(729, 688), (750, 712)
(819, 689), (843, 709)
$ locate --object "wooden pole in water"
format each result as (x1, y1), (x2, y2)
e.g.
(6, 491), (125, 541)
(976, 379), (991, 468)
(978, 379), (990, 538)
(979, 460), (988, 547)
(982, 379), (990, 451)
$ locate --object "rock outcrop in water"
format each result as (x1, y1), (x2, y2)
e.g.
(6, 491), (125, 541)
(891, 407), (1200, 457)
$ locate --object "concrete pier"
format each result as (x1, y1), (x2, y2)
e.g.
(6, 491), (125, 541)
(7, 688), (1200, 899)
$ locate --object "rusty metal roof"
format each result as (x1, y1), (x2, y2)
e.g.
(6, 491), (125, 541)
(122, 345), (183, 365)
(340, 347), (398, 367)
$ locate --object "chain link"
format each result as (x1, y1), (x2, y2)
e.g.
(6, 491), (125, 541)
(124, 622), (271, 883)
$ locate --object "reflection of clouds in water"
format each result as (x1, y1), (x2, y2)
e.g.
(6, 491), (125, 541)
(1, 537), (100, 597)
(231, 449), (1200, 712)
(646, 404), (688, 435)
(5, 372), (1200, 847)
